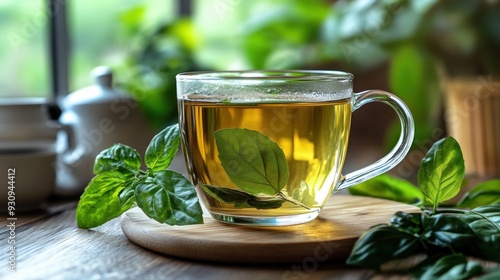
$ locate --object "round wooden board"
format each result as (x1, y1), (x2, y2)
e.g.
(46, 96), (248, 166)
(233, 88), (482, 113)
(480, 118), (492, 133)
(120, 195), (418, 264)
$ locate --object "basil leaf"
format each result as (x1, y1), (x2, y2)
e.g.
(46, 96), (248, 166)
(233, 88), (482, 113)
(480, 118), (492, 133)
(93, 144), (141, 175)
(349, 174), (424, 205)
(76, 171), (135, 228)
(246, 196), (285, 209)
(390, 211), (423, 235)
(480, 267), (500, 280)
(201, 184), (285, 210)
(346, 225), (425, 270)
(119, 179), (137, 209)
(411, 254), (483, 280)
(459, 203), (500, 261)
(145, 124), (180, 172)
(407, 253), (446, 279)
(135, 170), (203, 225)
(461, 203), (500, 243)
(457, 180), (500, 209)
(418, 137), (465, 212)
(462, 237), (500, 263)
(201, 184), (253, 204)
(422, 214), (476, 248)
(214, 128), (288, 195)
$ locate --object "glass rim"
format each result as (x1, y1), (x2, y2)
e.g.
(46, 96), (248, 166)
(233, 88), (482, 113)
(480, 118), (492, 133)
(176, 70), (354, 82)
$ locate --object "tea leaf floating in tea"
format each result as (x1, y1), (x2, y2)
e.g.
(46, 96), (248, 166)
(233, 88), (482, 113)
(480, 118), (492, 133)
(214, 128), (289, 196)
(201, 184), (254, 204)
(201, 184), (285, 210)
(207, 128), (311, 210)
(292, 181), (316, 209)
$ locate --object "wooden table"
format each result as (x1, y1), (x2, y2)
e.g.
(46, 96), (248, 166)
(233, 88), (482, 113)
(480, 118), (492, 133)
(0, 197), (407, 280)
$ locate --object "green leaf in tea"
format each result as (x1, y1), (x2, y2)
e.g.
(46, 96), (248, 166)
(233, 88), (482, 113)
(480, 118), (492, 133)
(291, 181), (316, 208)
(201, 184), (253, 204)
(135, 170), (203, 225)
(93, 144), (141, 175)
(418, 137), (465, 212)
(457, 179), (500, 209)
(348, 174), (424, 205)
(246, 196), (286, 209)
(76, 171), (136, 228)
(145, 123), (180, 172)
(201, 184), (285, 210)
(214, 128), (288, 195)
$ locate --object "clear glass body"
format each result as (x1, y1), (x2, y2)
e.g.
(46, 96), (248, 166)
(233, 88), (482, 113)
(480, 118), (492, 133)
(177, 71), (414, 226)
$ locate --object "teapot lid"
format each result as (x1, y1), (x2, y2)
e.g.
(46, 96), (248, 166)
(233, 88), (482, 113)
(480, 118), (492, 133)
(62, 66), (129, 108)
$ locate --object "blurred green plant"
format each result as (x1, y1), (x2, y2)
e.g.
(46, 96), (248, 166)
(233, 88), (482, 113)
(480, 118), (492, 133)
(116, 0), (331, 129)
(114, 0), (500, 135)
(192, 0), (331, 70)
(321, 0), (500, 149)
(236, 0), (330, 69)
(117, 18), (200, 130)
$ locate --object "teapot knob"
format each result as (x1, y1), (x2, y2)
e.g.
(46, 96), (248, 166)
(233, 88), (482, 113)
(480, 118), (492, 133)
(46, 102), (62, 121)
(92, 66), (113, 88)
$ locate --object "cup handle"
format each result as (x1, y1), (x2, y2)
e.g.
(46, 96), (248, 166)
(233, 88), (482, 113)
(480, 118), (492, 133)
(336, 90), (415, 191)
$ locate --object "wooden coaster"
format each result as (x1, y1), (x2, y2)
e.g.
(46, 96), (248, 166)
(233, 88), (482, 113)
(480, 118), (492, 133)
(120, 195), (418, 264)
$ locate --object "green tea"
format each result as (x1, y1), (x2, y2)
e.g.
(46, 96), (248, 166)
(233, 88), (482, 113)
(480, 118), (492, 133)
(179, 99), (352, 219)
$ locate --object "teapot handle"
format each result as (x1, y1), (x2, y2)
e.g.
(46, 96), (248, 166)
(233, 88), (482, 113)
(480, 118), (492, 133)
(59, 123), (76, 152)
(46, 102), (85, 166)
(59, 123), (88, 167)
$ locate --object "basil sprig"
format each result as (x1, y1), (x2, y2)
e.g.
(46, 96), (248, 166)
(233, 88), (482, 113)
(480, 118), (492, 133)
(203, 128), (313, 210)
(76, 124), (203, 228)
(346, 137), (500, 279)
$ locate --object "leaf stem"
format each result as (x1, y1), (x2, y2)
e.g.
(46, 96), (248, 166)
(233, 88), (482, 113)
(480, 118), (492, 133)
(278, 192), (311, 210)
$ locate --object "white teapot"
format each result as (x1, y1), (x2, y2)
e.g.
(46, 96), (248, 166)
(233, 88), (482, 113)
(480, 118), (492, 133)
(55, 66), (154, 196)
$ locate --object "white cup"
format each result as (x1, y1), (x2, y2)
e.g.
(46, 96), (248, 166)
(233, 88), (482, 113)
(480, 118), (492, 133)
(0, 148), (57, 212)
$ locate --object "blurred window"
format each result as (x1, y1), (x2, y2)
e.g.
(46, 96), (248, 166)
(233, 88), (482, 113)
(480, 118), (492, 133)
(69, 0), (175, 92)
(0, 0), (49, 97)
(0, 0), (174, 98)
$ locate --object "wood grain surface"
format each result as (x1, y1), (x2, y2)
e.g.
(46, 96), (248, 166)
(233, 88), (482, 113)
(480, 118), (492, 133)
(0, 198), (388, 280)
(121, 195), (419, 264)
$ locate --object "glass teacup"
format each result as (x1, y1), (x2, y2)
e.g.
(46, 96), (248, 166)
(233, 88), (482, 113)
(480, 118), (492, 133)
(177, 70), (414, 226)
